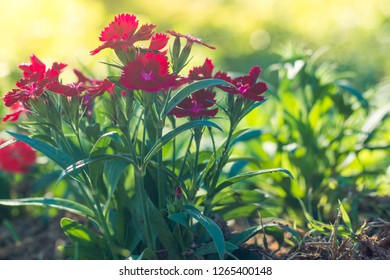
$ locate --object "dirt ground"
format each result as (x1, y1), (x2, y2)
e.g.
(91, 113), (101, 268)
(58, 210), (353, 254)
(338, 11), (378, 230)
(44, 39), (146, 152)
(0, 214), (389, 260)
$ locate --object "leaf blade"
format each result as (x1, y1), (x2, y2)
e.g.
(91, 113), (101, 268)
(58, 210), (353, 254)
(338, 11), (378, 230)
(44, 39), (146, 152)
(0, 197), (95, 218)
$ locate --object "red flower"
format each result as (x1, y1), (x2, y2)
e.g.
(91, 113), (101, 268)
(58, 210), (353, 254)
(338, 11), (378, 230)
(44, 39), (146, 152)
(91, 13), (156, 55)
(2, 102), (27, 122)
(166, 30), (216, 50)
(219, 66), (267, 101)
(85, 79), (115, 98)
(170, 89), (218, 118)
(148, 33), (169, 51)
(3, 55), (67, 107)
(47, 82), (86, 97)
(188, 58), (215, 81)
(120, 52), (177, 92)
(0, 140), (36, 173)
(34, 68), (115, 100)
(187, 58), (231, 84)
(73, 69), (115, 109)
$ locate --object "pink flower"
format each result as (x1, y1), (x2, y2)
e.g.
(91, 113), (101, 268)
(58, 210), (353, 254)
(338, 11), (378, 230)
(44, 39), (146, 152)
(219, 66), (267, 101)
(0, 140), (36, 174)
(73, 69), (114, 97)
(188, 58), (215, 81)
(120, 52), (177, 92)
(170, 89), (218, 118)
(148, 33), (169, 51)
(2, 102), (27, 122)
(91, 13), (156, 55)
(187, 58), (230, 84)
(47, 82), (86, 97)
(166, 30), (216, 50)
(3, 55), (67, 107)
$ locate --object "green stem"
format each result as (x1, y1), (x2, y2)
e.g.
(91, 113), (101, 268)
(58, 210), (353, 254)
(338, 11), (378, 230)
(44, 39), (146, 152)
(135, 166), (154, 250)
(204, 119), (236, 215)
(76, 175), (118, 259)
(156, 125), (166, 210)
(192, 127), (202, 196)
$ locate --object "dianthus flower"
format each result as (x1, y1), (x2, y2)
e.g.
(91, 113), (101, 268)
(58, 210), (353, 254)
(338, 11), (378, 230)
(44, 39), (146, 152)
(170, 89), (218, 118)
(91, 13), (157, 55)
(0, 140), (36, 173)
(47, 82), (87, 97)
(147, 33), (170, 52)
(219, 66), (267, 101)
(3, 55), (67, 107)
(169, 58), (226, 118)
(187, 58), (230, 83)
(2, 102), (27, 122)
(120, 52), (177, 92)
(73, 69), (115, 98)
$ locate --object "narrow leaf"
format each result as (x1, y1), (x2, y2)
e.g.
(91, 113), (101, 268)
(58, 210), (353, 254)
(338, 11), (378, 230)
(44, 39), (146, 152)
(90, 131), (122, 156)
(213, 168), (294, 195)
(57, 154), (135, 184)
(61, 218), (104, 245)
(338, 200), (353, 232)
(195, 241), (238, 257)
(0, 197), (95, 218)
(6, 131), (74, 169)
(228, 225), (266, 246)
(144, 120), (222, 166)
(184, 205), (225, 259)
(230, 128), (263, 147)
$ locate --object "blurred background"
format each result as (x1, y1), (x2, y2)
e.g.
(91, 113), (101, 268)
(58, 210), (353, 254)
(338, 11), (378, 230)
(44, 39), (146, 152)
(0, 0), (389, 227)
(1, 0), (390, 91)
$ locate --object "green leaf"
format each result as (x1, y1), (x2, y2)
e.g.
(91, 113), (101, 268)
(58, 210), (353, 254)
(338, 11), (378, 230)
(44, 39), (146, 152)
(57, 154), (135, 184)
(228, 224), (284, 248)
(103, 159), (131, 212)
(358, 103), (390, 145)
(168, 212), (189, 227)
(338, 200), (353, 232)
(131, 186), (181, 259)
(264, 226), (285, 249)
(184, 205), (225, 259)
(0, 197), (95, 218)
(336, 82), (368, 109)
(195, 241), (238, 257)
(88, 131), (123, 187)
(161, 78), (234, 118)
(213, 168), (294, 195)
(61, 218), (104, 245)
(230, 128), (263, 147)
(211, 189), (268, 206)
(144, 120), (222, 166)
(6, 131), (74, 170)
(90, 131), (122, 156)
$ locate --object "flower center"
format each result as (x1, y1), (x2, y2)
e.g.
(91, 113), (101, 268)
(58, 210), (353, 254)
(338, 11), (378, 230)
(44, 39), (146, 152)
(237, 82), (250, 94)
(191, 100), (203, 113)
(140, 70), (155, 81)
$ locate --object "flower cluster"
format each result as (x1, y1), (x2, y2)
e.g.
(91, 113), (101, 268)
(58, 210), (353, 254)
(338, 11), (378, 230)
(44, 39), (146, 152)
(2, 13), (268, 122)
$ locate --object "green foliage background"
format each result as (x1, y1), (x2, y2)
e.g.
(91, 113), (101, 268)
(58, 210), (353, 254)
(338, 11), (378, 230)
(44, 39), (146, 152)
(1, 0), (390, 91)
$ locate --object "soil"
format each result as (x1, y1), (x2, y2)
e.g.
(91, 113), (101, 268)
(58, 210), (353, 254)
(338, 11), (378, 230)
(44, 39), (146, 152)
(0, 214), (389, 260)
